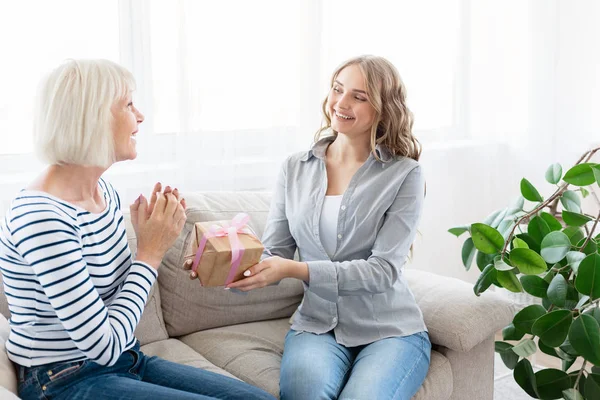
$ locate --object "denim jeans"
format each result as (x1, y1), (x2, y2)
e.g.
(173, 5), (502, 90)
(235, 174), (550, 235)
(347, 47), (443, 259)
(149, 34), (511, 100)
(280, 330), (431, 400)
(17, 341), (275, 400)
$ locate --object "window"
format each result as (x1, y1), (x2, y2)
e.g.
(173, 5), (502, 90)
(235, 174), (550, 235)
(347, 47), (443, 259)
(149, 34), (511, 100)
(0, 0), (120, 155)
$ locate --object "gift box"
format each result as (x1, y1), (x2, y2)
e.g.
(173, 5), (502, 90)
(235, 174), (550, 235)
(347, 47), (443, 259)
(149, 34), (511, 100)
(184, 213), (264, 287)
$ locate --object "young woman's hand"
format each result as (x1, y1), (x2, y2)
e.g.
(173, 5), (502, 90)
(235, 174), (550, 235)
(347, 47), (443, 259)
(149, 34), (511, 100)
(130, 189), (186, 269)
(225, 256), (309, 291)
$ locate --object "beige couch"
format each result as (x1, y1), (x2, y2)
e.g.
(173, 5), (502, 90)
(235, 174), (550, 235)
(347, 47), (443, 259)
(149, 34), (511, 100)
(0, 191), (513, 399)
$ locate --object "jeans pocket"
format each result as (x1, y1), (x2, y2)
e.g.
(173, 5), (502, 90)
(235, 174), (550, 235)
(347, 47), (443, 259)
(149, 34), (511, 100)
(45, 360), (87, 384)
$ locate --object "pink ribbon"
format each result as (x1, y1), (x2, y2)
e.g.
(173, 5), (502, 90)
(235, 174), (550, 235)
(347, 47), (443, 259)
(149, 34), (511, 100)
(191, 213), (253, 286)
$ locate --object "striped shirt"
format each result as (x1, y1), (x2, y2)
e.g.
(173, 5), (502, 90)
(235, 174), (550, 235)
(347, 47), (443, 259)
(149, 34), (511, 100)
(0, 179), (157, 367)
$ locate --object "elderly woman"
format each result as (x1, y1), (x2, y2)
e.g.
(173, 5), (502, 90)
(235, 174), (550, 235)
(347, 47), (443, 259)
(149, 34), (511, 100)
(0, 59), (274, 400)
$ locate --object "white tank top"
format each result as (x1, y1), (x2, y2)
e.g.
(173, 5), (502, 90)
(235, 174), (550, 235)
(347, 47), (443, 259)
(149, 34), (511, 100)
(319, 195), (343, 258)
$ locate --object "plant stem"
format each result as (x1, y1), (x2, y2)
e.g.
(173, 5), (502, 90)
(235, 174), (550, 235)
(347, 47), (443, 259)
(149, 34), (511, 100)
(501, 147), (600, 256)
(580, 298), (600, 313)
(580, 210), (600, 251)
(575, 360), (587, 391)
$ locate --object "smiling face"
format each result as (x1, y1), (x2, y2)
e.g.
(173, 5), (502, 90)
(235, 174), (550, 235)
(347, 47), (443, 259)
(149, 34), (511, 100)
(111, 92), (144, 162)
(326, 64), (377, 139)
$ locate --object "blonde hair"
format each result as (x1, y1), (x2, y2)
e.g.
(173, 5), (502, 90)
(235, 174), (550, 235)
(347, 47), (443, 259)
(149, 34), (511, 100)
(315, 55), (422, 161)
(33, 59), (135, 168)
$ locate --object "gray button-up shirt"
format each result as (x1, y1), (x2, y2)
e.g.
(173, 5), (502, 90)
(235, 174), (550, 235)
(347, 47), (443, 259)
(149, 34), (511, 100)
(262, 135), (427, 347)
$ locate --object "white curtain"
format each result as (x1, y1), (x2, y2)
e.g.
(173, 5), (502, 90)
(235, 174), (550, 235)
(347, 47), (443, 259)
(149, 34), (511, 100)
(0, 0), (465, 215)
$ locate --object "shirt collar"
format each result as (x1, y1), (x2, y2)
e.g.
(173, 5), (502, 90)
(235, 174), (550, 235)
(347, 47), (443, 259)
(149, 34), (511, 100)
(300, 135), (394, 163)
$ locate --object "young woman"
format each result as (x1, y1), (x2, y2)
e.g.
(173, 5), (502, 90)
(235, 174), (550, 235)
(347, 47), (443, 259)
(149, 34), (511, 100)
(0, 59), (274, 400)
(228, 55), (430, 399)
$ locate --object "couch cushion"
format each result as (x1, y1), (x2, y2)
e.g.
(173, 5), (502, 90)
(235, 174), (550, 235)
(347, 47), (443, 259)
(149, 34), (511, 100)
(405, 269), (513, 353)
(158, 192), (304, 337)
(140, 338), (238, 380)
(0, 314), (17, 395)
(134, 284), (169, 345)
(179, 318), (452, 400)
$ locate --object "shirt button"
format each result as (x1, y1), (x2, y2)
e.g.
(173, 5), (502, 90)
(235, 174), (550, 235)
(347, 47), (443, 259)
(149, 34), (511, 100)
(42, 386), (47, 391)
(337, 234), (342, 239)
(341, 205), (346, 211)
(332, 317), (338, 323)
(48, 370), (53, 376)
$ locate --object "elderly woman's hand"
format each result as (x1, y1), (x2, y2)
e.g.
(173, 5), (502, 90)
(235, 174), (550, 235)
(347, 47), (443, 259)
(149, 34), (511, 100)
(130, 185), (187, 269)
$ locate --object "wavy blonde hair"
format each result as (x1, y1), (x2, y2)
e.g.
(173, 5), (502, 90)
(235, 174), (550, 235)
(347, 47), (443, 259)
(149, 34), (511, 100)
(315, 55), (421, 161)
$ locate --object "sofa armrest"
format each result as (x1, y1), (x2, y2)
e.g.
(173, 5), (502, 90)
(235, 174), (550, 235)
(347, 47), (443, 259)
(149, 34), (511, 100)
(405, 269), (514, 353)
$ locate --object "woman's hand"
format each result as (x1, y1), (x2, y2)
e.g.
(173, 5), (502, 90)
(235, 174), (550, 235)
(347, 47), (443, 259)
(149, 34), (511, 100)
(130, 186), (187, 269)
(225, 256), (309, 291)
(130, 182), (186, 237)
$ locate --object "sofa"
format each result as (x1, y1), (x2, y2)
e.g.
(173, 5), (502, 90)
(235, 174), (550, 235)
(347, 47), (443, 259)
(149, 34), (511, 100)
(0, 191), (514, 399)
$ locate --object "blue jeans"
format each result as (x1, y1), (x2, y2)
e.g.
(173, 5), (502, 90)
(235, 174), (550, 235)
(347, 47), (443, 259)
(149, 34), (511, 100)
(280, 330), (431, 400)
(17, 341), (275, 400)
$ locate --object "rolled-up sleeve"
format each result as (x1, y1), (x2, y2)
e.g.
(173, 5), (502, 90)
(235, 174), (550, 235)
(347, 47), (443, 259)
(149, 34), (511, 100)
(306, 166), (425, 302)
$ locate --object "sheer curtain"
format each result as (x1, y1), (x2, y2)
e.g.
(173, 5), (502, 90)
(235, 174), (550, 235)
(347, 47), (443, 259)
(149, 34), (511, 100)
(0, 0), (466, 215)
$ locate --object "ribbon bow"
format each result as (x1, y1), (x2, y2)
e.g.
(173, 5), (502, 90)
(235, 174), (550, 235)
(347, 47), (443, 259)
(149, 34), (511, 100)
(191, 213), (253, 286)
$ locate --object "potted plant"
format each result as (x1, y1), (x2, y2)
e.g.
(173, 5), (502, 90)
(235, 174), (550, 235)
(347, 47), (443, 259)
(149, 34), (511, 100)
(450, 148), (600, 399)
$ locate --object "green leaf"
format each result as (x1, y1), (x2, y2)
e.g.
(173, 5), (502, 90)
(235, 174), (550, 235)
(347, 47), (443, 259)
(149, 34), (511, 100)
(514, 359), (539, 398)
(470, 223), (504, 254)
(494, 256), (514, 271)
(562, 211), (593, 227)
(521, 275), (550, 298)
(521, 178), (544, 202)
(512, 338), (537, 358)
(562, 357), (576, 372)
(545, 163), (563, 185)
(495, 341), (520, 370)
(547, 274), (568, 307)
(577, 237), (598, 255)
(538, 340), (558, 358)
(540, 212), (562, 232)
(514, 304), (547, 334)
(555, 346), (576, 361)
(567, 251), (587, 274)
(528, 216), (552, 244)
(581, 187), (590, 198)
(476, 251), (495, 272)
(560, 338), (579, 357)
(564, 163), (597, 186)
(561, 191), (582, 213)
(593, 164), (600, 186)
(503, 323), (526, 341)
(513, 237), (530, 249)
(535, 369), (572, 400)
(532, 310), (573, 347)
(461, 238), (476, 271)
(562, 388), (584, 400)
(510, 248), (549, 275)
(569, 314), (600, 365)
(497, 270), (523, 293)
(448, 226), (470, 237)
(517, 233), (541, 253)
(584, 307), (600, 325)
(564, 226), (585, 246)
(483, 209), (505, 227)
(575, 253), (600, 299)
(497, 219), (516, 240)
(576, 295), (590, 309)
(540, 231), (571, 264)
(585, 374), (600, 400)
(473, 264), (496, 296)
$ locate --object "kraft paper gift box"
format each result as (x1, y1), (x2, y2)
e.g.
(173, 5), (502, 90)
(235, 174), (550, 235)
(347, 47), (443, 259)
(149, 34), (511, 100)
(184, 213), (264, 287)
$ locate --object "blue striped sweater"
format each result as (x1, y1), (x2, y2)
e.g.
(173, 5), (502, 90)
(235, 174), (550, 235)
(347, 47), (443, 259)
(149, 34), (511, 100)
(0, 179), (157, 367)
